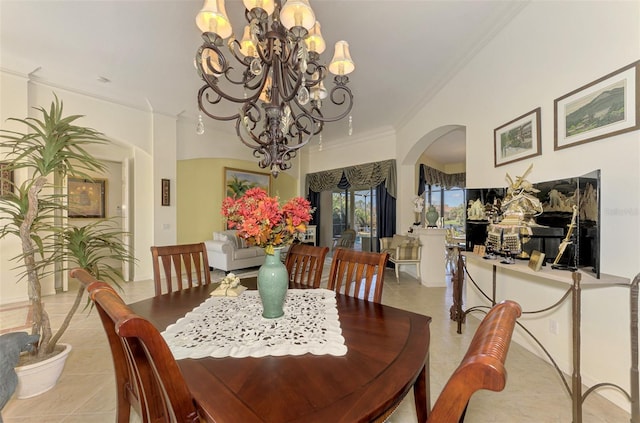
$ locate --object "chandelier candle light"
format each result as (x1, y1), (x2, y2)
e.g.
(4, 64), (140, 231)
(195, 0), (355, 177)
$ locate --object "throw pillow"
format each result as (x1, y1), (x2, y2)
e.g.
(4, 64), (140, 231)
(390, 234), (408, 250)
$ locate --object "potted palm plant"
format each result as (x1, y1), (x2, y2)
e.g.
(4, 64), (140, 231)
(0, 96), (134, 397)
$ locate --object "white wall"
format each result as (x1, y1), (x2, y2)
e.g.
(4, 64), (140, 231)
(300, 126), (397, 175)
(0, 72), (30, 303)
(0, 73), (170, 296)
(152, 113), (178, 248)
(396, 1), (640, 412)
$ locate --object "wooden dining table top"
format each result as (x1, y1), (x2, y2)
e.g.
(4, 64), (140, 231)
(127, 278), (432, 423)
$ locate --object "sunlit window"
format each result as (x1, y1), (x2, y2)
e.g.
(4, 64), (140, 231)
(424, 185), (466, 235)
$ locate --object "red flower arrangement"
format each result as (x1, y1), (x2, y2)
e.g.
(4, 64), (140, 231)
(221, 188), (313, 255)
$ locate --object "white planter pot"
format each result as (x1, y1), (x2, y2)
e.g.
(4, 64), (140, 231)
(14, 343), (72, 399)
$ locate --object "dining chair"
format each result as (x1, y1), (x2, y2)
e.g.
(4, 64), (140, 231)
(331, 228), (356, 251)
(151, 242), (211, 296)
(70, 268), (202, 423)
(327, 248), (389, 303)
(284, 243), (329, 288)
(426, 300), (522, 423)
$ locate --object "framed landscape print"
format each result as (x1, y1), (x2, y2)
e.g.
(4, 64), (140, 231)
(68, 178), (106, 218)
(554, 60), (640, 150)
(494, 107), (542, 167)
(224, 168), (270, 198)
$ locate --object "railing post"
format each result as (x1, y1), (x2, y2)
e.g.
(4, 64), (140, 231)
(630, 274), (639, 423)
(571, 271), (582, 423)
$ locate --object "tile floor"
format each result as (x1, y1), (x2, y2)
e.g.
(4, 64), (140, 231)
(1, 267), (630, 422)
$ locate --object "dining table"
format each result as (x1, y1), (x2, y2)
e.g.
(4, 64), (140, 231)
(127, 277), (432, 423)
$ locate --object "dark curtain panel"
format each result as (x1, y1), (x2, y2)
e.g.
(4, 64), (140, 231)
(418, 165), (428, 195)
(337, 172), (350, 190)
(307, 189), (321, 226)
(376, 182), (396, 252)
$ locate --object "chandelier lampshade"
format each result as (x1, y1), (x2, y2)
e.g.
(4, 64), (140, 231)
(196, 0), (233, 38)
(305, 22), (326, 54)
(243, 0), (275, 15)
(328, 41), (355, 76)
(194, 0), (355, 176)
(279, 0), (316, 30)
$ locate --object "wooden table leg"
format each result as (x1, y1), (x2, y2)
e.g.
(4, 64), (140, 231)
(414, 356), (429, 423)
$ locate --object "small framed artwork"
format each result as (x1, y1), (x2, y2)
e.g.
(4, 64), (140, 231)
(0, 162), (13, 197)
(555, 60), (639, 150)
(494, 107), (542, 167)
(528, 250), (546, 272)
(68, 178), (106, 218)
(224, 167), (271, 198)
(161, 179), (170, 206)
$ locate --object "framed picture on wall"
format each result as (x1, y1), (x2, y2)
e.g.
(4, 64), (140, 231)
(493, 107), (542, 167)
(224, 167), (271, 198)
(554, 60), (640, 150)
(161, 178), (170, 206)
(0, 162), (13, 197)
(68, 178), (106, 218)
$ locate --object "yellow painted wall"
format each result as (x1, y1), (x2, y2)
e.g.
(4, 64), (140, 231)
(177, 158), (298, 244)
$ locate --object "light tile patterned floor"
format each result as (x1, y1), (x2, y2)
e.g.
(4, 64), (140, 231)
(1, 266), (630, 422)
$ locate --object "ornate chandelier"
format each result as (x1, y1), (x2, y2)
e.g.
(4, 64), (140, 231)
(194, 0), (355, 176)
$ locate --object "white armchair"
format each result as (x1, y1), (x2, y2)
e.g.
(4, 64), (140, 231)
(379, 235), (422, 282)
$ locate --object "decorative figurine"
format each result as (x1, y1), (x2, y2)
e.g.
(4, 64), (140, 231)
(501, 164), (543, 226)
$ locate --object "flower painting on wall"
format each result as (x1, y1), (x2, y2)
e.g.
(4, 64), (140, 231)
(224, 167), (271, 198)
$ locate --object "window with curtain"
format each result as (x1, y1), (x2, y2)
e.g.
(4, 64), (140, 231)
(423, 185), (466, 234)
(306, 160), (396, 251)
(418, 164), (466, 233)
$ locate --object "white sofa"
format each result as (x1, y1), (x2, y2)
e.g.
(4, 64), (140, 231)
(205, 230), (266, 272)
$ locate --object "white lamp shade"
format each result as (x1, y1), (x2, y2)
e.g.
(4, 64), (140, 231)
(243, 0), (275, 15)
(328, 41), (355, 75)
(239, 25), (257, 57)
(305, 22), (325, 54)
(196, 0), (233, 39)
(279, 0), (316, 30)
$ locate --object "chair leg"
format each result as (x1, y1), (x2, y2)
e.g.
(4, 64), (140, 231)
(416, 262), (421, 279)
(395, 263), (400, 283)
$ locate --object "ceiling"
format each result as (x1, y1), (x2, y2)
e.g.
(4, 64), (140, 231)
(0, 1), (526, 164)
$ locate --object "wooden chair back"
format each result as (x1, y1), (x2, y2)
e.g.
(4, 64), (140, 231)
(327, 248), (389, 303)
(332, 228), (356, 250)
(285, 243), (329, 288)
(427, 300), (522, 423)
(151, 242), (211, 296)
(71, 268), (201, 423)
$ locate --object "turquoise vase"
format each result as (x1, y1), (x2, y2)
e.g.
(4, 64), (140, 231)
(257, 248), (288, 319)
(426, 205), (439, 227)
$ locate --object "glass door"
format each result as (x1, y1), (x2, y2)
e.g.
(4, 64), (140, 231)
(331, 188), (377, 252)
(353, 189), (376, 251)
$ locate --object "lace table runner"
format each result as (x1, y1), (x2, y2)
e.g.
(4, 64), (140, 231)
(161, 289), (347, 359)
